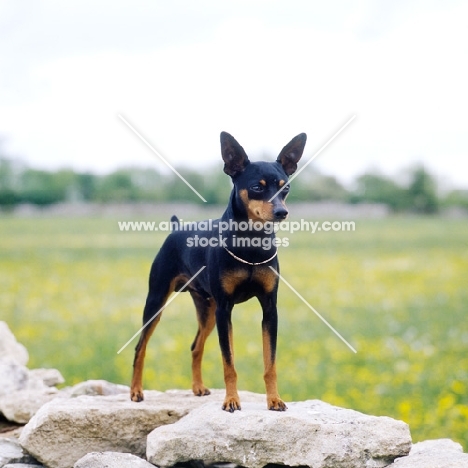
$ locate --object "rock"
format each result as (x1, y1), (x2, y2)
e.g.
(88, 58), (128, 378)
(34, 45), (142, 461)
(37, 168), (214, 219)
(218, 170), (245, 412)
(3, 464), (44, 468)
(74, 452), (155, 468)
(410, 438), (463, 455)
(0, 388), (60, 424)
(28, 369), (65, 387)
(146, 400), (412, 468)
(23, 376), (48, 392)
(0, 322), (29, 366)
(0, 366), (66, 424)
(0, 358), (56, 402)
(0, 358), (29, 398)
(0, 438), (40, 466)
(69, 380), (130, 397)
(392, 438), (468, 467)
(19, 389), (264, 468)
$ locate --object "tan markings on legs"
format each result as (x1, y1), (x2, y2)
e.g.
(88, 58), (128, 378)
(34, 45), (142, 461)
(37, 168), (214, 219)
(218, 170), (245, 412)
(222, 326), (241, 412)
(191, 297), (216, 396)
(130, 274), (187, 402)
(130, 314), (162, 402)
(221, 269), (249, 295)
(262, 328), (287, 411)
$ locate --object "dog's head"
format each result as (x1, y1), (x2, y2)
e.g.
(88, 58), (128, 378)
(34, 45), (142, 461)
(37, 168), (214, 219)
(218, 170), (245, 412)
(221, 132), (307, 222)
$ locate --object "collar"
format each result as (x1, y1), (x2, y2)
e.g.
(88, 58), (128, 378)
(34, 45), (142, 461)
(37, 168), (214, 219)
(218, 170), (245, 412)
(223, 246), (278, 266)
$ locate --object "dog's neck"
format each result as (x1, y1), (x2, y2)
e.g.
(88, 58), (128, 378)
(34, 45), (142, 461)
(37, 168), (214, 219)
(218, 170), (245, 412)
(219, 187), (277, 259)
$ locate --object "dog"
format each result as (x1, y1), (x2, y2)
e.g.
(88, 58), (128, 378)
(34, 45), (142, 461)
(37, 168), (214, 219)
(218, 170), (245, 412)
(130, 131), (306, 411)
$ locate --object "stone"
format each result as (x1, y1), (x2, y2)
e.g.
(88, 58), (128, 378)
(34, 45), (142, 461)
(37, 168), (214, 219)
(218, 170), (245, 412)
(392, 438), (468, 467)
(19, 389), (264, 468)
(0, 358), (55, 404)
(28, 369), (65, 387)
(69, 379), (130, 397)
(0, 388), (60, 424)
(146, 400), (412, 468)
(23, 376), (48, 392)
(0, 364), (66, 424)
(2, 464), (43, 468)
(410, 438), (463, 455)
(74, 452), (155, 468)
(0, 438), (40, 467)
(0, 322), (29, 367)
(0, 358), (29, 398)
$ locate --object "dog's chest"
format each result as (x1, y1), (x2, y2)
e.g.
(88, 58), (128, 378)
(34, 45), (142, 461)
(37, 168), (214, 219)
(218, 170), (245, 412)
(220, 267), (277, 301)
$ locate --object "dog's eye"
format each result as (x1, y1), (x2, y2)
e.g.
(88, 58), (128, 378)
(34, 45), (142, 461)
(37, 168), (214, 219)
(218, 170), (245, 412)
(250, 184), (264, 193)
(282, 184), (290, 194)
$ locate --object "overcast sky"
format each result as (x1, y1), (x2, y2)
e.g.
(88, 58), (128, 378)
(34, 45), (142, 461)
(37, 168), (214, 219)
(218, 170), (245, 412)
(1, 0), (467, 188)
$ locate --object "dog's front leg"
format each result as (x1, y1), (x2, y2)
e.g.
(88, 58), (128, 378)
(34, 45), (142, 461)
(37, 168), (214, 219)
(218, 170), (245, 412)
(259, 294), (287, 411)
(216, 301), (241, 412)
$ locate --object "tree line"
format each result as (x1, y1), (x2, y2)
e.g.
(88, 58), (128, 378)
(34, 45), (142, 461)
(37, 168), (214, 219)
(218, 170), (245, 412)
(0, 156), (467, 214)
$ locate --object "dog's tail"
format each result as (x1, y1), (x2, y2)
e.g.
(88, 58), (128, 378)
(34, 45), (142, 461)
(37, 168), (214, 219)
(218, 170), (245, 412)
(170, 215), (181, 231)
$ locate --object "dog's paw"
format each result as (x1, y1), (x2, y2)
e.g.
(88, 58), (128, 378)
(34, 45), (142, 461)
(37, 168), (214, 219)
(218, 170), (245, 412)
(222, 394), (241, 412)
(130, 388), (144, 402)
(267, 396), (287, 411)
(192, 384), (211, 396)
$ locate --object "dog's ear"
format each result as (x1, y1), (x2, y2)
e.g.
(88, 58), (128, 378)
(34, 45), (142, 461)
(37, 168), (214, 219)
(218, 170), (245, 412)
(220, 131), (250, 177)
(276, 133), (307, 176)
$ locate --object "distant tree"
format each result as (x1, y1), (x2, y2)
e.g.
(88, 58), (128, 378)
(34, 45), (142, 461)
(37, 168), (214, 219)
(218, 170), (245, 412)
(288, 171), (349, 202)
(0, 158), (13, 190)
(76, 173), (98, 201)
(199, 165), (232, 205)
(443, 189), (468, 209)
(0, 158), (19, 207)
(54, 169), (80, 201)
(165, 169), (207, 203)
(351, 173), (409, 211)
(20, 168), (66, 205)
(127, 168), (167, 202)
(95, 170), (139, 202)
(407, 165), (439, 214)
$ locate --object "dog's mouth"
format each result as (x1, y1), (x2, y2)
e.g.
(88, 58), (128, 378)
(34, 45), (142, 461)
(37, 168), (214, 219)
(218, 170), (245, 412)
(249, 205), (288, 223)
(251, 215), (270, 223)
(239, 189), (288, 224)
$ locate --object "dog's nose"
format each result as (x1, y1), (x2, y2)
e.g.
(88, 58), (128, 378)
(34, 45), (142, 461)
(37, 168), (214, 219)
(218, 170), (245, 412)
(273, 208), (288, 220)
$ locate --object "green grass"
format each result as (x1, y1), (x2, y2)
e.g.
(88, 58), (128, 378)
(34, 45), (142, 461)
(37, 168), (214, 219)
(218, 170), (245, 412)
(1, 213), (467, 448)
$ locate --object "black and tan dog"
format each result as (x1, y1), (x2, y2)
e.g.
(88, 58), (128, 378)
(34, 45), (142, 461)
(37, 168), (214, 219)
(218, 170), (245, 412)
(131, 131), (306, 411)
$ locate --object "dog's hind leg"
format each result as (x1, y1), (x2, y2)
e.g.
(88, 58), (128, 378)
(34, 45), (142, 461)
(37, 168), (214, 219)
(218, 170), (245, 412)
(190, 291), (216, 396)
(130, 260), (180, 402)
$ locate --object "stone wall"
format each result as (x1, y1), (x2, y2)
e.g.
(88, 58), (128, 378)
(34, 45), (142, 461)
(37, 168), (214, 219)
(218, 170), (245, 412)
(1, 322), (466, 468)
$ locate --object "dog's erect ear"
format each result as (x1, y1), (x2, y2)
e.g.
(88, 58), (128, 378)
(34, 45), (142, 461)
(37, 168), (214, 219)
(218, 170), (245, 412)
(276, 133), (307, 176)
(220, 131), (250, 177)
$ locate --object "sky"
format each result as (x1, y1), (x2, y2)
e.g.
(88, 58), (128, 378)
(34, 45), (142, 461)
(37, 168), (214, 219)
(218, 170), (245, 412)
(1, 0), (467, 189)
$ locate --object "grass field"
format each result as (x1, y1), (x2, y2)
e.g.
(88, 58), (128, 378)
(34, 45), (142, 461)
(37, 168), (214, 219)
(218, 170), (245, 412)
(1, 212), (467, 448)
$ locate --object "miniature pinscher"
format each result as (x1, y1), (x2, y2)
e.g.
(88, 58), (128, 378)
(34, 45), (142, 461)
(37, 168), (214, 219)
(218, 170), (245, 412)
(131, 131), (307, 411)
